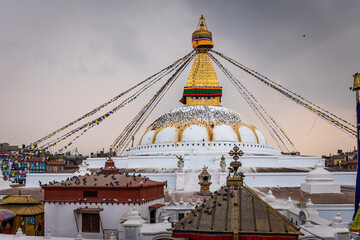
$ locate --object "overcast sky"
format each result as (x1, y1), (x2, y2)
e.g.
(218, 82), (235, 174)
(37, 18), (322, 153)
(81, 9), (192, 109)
(1, 0), (360, 156)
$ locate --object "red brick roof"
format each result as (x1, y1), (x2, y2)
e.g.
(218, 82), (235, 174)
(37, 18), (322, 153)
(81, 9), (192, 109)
(41, 172), (167, 204)
(42, 172), (166, 188)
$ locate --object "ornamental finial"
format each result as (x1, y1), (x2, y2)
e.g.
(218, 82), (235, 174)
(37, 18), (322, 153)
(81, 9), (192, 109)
(228, 145), (244, 161)
(192, 15), (213, 49)
(227, 145), (244, 186)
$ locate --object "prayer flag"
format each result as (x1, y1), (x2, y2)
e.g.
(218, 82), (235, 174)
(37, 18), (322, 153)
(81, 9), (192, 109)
(353, 101), (360, 220)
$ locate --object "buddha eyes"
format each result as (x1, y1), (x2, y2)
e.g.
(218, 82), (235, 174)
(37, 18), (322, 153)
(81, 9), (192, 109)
(192, 97), (213, 100)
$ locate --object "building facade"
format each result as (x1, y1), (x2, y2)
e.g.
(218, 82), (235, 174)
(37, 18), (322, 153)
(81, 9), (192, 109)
(41, 161), (167, 239)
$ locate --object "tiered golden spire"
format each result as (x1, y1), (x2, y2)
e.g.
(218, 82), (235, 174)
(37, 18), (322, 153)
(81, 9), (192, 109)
(179, 15), (222, 106)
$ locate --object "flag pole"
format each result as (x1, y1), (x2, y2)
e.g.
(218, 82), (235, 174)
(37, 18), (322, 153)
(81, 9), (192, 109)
(352, 72), (360, 219)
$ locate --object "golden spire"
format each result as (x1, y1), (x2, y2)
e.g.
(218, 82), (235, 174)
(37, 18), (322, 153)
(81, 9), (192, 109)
(179, 15), (222, 106)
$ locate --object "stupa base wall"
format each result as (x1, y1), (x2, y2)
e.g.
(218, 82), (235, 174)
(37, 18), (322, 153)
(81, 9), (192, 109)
(85, 154), (324, 170)
(24, 170), (356, 190)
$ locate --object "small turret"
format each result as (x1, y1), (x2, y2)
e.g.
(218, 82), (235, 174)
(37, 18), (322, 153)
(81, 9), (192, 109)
(198, 165), (212, 195)
(101, 149), (118, 174)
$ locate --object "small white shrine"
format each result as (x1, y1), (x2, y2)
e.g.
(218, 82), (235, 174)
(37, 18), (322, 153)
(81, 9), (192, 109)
(301, 161), (340, 194)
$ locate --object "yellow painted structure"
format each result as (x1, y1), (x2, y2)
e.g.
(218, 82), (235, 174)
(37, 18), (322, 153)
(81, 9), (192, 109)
(186, 51), (219, 88)
(186, 95), (221, 106)
(0, 195), (44, 236)
(183, 15), (222, 107)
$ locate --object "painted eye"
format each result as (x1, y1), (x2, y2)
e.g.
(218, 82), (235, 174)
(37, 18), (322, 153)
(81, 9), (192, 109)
(206, 97), (213, 100)
(193, 97), (201, 100)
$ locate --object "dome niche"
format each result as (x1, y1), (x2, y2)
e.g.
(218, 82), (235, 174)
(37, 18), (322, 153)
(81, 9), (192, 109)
(138, 105), (266, 146)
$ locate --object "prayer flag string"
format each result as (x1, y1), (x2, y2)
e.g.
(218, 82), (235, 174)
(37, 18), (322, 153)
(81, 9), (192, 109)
(210, 53), (296, 153)
(112, 52), (196, 155)
(211, 50), (356, 138)
(42, 51), (195, 154)
(29, 50), (195, 151)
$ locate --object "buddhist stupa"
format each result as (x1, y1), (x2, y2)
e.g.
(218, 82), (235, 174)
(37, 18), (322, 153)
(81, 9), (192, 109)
(85, 15), (322, 192)
(136, 15), (271, 151)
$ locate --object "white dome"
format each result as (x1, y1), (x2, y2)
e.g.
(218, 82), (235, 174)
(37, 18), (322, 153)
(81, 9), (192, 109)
(255, 129), (266, 145)
(239, 126), (257, 143)
(305, 161), (334, 182)
(213, 124), (238, 141)
(182, 124), (209, 142)
(141, 130), (155, 145)
(138, 105), (266, 146)
(155, 127), (178, 143)
(301, 161), (340, 194)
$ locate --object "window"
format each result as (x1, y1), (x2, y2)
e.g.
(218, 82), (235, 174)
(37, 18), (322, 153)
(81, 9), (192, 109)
(83, 191), (98, 198)
(82, 213), (100, 232)
(178, 213), (185, 221)
(150, 209), (156, 223)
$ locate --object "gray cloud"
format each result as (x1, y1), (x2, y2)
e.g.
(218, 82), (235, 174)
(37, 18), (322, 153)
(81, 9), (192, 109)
(0, 0), (359, 156)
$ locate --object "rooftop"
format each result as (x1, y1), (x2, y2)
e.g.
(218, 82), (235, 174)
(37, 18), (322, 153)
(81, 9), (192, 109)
(171, 184), (301, 238)
(0, 195), (41, 204)
(41, 171), (165, 188)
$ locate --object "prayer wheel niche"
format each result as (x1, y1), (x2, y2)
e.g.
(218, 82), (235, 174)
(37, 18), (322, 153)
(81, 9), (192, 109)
(198, 166), (212, 195)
